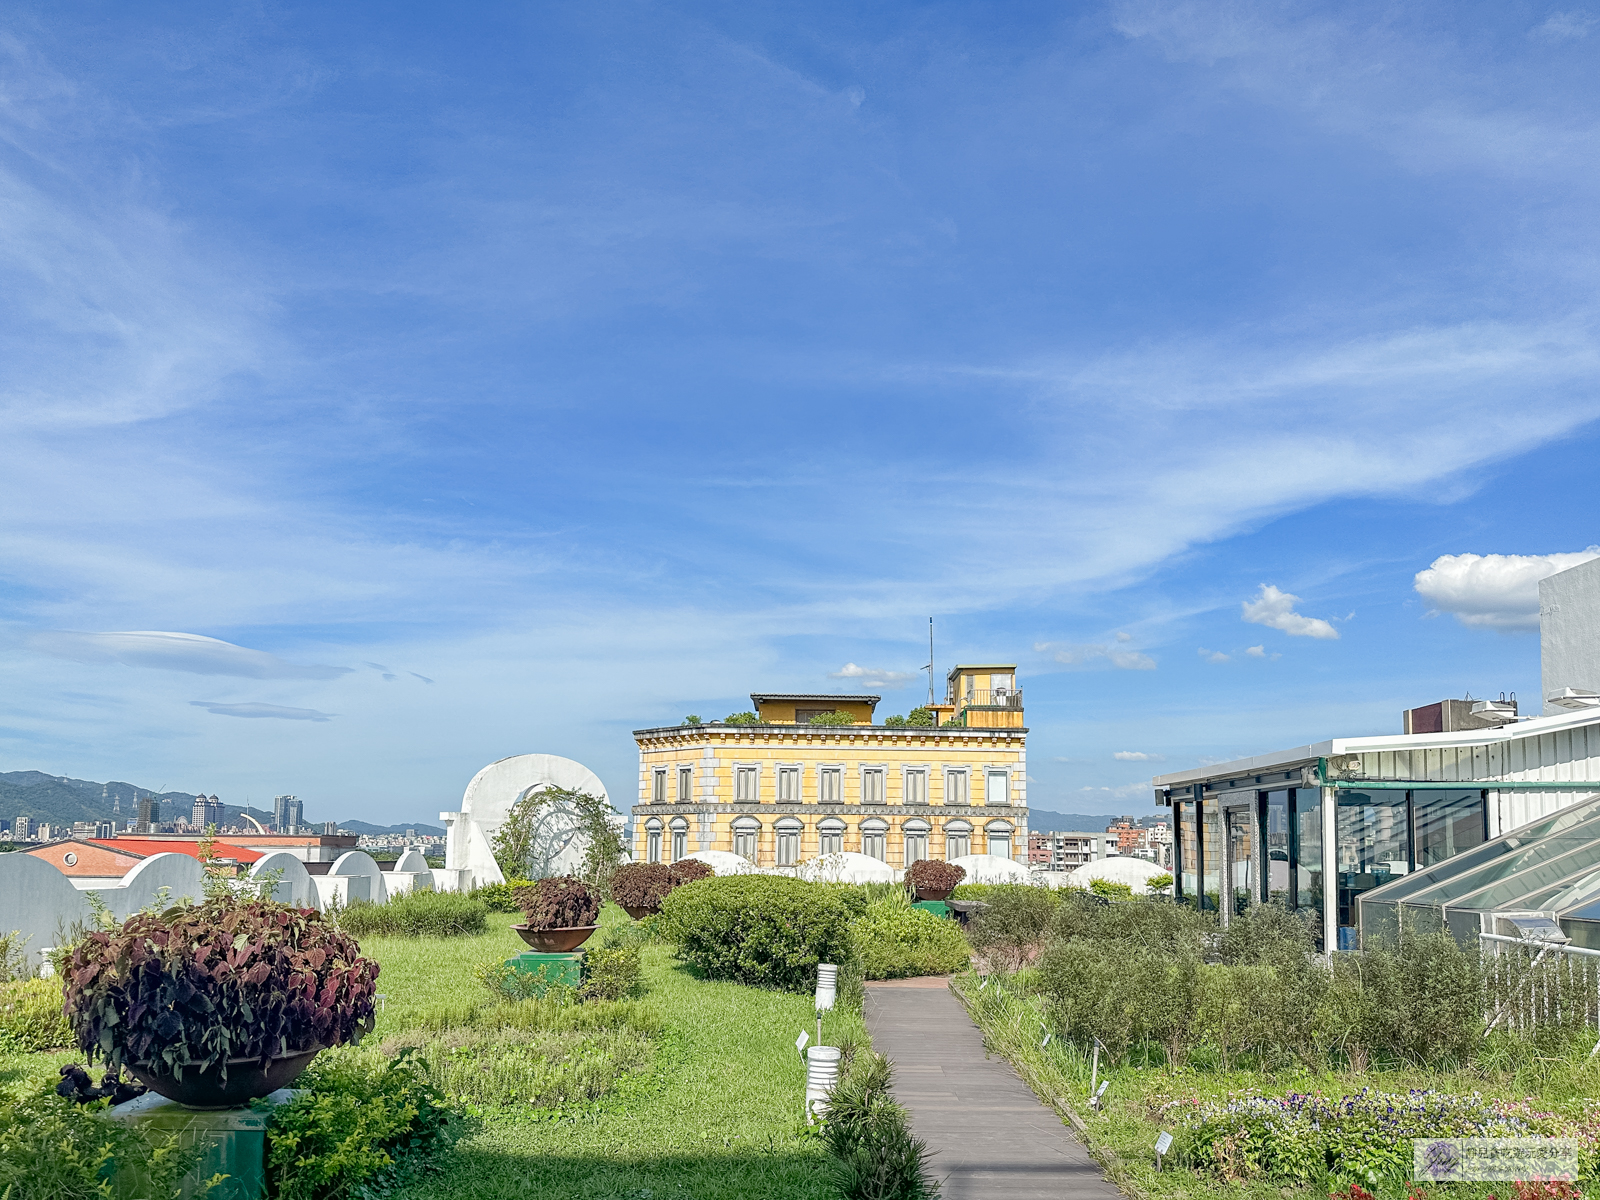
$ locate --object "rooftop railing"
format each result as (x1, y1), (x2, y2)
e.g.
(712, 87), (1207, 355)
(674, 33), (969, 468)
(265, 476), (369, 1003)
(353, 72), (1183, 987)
(956, 688), (1023, 709)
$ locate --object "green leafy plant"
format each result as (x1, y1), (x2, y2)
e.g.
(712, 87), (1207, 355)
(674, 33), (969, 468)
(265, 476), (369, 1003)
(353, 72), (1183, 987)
(62, 896), (379, 1082)
(1088, 877), (1134, 899)
(904, 859), (965, 895)
(669, 858), (713, 885)
(660, 875), (856, 991)
(469, 879), (532, 912)
(514, 876), (601, 930)
(682, 715), (702, 725)
(581, 938), (644, 1001)
(0, 930), (29, 983)
(490, 786), (626, 889)
(0, 978), (72, 1052)
(0, 1089), (211, 1200)
(475, 958), (578, 1004)
(723, 711), (761, 725)
(808, 710), (857, 726)
(265, 1048), (457, 1200)
(904, 706), (935, 727)
(965, 884), (1059, 970)
(338, 891), (489, 939)
(850, 903), (969, 980)
(823, 1051), (940, 1199)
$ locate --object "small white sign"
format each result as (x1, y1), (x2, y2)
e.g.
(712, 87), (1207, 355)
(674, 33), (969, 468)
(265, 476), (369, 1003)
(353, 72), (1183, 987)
(1095, 1080), (1109, 1098)
(1155, 1131), (1173, 1156)
(796, 1030), (810, 1057)
(979, 976), (989, 990)
(1040, 1032), (1052, 1048)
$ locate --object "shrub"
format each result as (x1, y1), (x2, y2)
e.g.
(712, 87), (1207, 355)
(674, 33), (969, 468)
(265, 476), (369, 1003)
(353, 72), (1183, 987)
(0, 930), (29, 983)
(475, 958), (578, 1004)
(339, 890), (489, 938)
(609, 862), (676, 910)
(851, 904), (969, 980)
(469, 879), (532, 912)
(670, 859), (714, 885)
(823, 1051), (939, 1200)
(62, 897), (379, 1081)
(1088, 878), (1134, 899)
(581, 938), (644, 1001)
(515, 876), (601, 930)
(723, 711), (760, 725)
(966, 885), (1060, 970)
(0, 978), (72, 1052)
(266, 1048), (457, 1199)
(905, 859), (965, 894)
(808, 710), (857, 726)
(0, 1090), (206, 1200)
(660, 875), (855, 991)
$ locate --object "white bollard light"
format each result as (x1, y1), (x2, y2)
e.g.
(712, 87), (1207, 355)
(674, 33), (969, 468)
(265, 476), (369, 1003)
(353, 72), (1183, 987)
(805, 1045), (842, 1123)
(815, 963), (838, 1013)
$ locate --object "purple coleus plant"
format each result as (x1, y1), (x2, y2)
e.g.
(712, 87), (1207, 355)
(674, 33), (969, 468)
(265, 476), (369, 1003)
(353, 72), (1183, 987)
(63, 897), (379, 1081)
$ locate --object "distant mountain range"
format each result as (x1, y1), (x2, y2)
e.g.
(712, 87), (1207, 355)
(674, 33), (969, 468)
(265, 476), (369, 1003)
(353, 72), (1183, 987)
(0, 771), (440, 837)
(1028, 807), (1166, 832)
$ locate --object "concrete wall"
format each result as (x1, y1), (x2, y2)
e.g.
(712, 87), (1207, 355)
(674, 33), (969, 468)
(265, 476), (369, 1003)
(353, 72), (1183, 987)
(249, 852), (318, 908)
(1543, 556), (1600, 712)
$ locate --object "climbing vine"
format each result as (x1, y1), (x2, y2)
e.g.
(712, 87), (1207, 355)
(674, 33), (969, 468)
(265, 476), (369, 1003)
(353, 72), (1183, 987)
(491, 786), (626, 888)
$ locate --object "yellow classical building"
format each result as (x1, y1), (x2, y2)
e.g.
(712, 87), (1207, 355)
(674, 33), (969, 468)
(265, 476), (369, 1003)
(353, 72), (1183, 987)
(631, 665), (1028, 870)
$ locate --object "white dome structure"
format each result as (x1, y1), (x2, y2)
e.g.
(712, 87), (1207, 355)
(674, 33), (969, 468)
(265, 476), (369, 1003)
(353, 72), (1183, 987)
(1067, 856), (1167, 894)
(796, 852), (897, 884)
(947, 854), (1034, 884)
(678, 850), (760, 875)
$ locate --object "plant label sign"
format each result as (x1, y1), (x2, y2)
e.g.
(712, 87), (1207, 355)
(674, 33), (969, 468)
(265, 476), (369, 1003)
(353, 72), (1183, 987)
(979, 976), (989, 990)
(1154, 1132), (1173, 1156)
(795, 1030), (810, 1058)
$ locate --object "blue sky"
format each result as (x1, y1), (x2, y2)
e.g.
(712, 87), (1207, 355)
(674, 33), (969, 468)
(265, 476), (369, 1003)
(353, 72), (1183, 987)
(2, 1), (1598, 824)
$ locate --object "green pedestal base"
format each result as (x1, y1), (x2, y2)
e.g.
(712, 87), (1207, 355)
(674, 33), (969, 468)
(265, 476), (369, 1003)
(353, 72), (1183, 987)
(506, 951), (584, 990)
(912, 900), (952, 919)
(102, 1088), (297, 1200)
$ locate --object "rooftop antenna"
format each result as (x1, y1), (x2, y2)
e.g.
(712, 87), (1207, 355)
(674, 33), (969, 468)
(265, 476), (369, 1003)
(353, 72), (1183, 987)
(925, 617), (935, 705)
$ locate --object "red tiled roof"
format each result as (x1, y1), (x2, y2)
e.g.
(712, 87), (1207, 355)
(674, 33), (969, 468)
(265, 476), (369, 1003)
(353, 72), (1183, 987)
(89, 838), (265, 864)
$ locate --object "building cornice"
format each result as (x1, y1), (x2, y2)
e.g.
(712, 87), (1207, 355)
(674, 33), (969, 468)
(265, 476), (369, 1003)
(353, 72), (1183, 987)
(631, 802), (1027, 820)
(632, 724), (1027, 740)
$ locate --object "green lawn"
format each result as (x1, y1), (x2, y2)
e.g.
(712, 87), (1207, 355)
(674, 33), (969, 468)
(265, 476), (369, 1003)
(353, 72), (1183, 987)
(378, 905), (868, 1200)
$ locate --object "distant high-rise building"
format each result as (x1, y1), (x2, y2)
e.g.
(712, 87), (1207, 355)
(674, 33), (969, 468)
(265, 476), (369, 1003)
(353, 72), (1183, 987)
(321, 821), (338, 835)
(192, 794), (226, 829)
(14, 815), (32, 841)
(273, 794), (303, 833)
(136, 795), (154, 834)
(94, 820), (115, 839)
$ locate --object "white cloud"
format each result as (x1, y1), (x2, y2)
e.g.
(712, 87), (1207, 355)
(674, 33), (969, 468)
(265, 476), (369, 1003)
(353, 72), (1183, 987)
(828, 662), (919, 689)
(1244, 644), (1266, 657)
(1113, 750), (1165, 761)
(1241, 585), (1339, 640)
(190, 701), (335, 721)
(28, 631), (351, 679)
(1198, 647), (1231, 663)
(1530, 11), (1597, 41)
(1413, 549), (1600, 630)
(1078, 782), (1160, 801)
(1042, 640), (1157, 671)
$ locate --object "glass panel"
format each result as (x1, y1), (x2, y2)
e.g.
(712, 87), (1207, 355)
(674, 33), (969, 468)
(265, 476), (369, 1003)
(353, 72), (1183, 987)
(1265, 790), (1291, 904)
(946, 831), (969, 858)
(905, 833), (928, 863)
(1337, 791), (1410, 933)
(652, 771), (666, 803)
(1399, 811), (1600, 906)
(948, 772), (968, 805)
(1226, 805), (1254, 915)
(863, 830), (886, 860)
(1447, 838), (1600, 912)
(987, 772), (1010, 805)
(819, 829), (843, 855)
(733, 830), (758, 860)
(678, 768), (692, 802)
(1179, 798), (1199, 903)
(1413, 790), (1486, 869)
(647, 832), (661, 863)
(1293, 788), (1325, 950)
(776, 831), (799, 866)
(1202, 798), (1222, 911)
(863, 770), (884, 804)
(820, 770), (840, 803)
(906, 771), (927, 804)
(671, 830), (686, 860)
(988, 832), (1012, 859)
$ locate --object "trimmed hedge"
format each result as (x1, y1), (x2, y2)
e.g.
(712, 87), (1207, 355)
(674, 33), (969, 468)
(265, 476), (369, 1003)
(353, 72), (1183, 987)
(340, 890), (490, 938)
(851, 905), (969, 980)
(660, 876), (855, 991)
(469, 880), (532, 913)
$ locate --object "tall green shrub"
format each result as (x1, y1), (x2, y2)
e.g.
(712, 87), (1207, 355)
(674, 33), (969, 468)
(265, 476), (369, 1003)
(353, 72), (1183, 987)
(851, 904), (969, 980)
(340, 890), (490, 938)
(966, 886), (1059, 969)
(0, 978), (72, 1052)
(660, 876), (855, 991)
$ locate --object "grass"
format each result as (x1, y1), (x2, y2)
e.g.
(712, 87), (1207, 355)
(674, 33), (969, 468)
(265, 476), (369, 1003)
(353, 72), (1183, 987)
(954, 971), (1600, 1200)
(1, 903), (872, 1199)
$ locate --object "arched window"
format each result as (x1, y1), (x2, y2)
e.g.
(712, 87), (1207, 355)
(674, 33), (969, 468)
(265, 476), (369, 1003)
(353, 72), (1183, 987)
(818, 818), (845, 856)
(776, 817), (803, 867)
(732, 817), (760, 862)
(860, 818), (888, 862)
(986, 819), (1014, 860)
(902, 818), (931, 865)
(670, 816), (689, 862)
(645, 818), (663, 864)
(944, 819), (972, 860)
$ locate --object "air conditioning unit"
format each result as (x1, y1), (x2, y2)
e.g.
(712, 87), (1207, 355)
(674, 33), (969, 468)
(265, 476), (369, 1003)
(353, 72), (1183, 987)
(1547, 688), (1600, 711)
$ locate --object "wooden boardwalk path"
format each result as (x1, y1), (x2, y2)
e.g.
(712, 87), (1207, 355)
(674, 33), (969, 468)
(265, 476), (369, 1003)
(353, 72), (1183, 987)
(864, 979), (1126, 1200)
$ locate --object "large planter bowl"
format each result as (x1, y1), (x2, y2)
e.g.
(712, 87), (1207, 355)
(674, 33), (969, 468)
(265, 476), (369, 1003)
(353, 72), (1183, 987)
(127, 1048), (322, 1110)
(620, 904), (660, 921)
(512, 923), (599, 952)
(913, 886), (955, 902)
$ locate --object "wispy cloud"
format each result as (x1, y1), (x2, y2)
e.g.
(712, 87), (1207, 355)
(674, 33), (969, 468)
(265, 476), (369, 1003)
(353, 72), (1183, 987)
(1413, 549), (1600, 630)
(189, 701), (335, 721)
(1530, 11), (1597, 42)
(1242, 585), (1339, 640)
(1113, 751), (1165, 762)
(1198, 647), (1231, 663)
(829, 663), (919, 689)
(1038, 637), (1156, 671)
(29, 631), (350, 680)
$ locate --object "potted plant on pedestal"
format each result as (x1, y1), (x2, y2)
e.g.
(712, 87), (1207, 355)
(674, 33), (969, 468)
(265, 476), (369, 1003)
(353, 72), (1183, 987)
(906, 859), (966, 902)
(512, 876), (601, 951)
(608, 863), (676, 919)
(61, 897), (379, 1110)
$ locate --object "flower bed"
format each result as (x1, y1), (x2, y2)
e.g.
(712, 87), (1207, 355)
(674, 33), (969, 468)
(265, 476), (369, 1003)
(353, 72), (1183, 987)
(1164, 1088), (1595, 1187)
